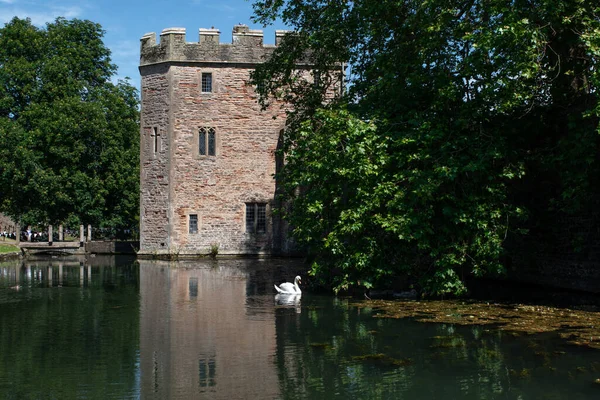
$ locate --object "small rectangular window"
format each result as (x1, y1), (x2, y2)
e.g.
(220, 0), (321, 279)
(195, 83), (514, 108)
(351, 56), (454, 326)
(189, 277), (198, 298)
(199, 127), (216, 156)
(202, 73), (212, 93)
(246, 203), (266, 233)
(189, 214), (198, 234)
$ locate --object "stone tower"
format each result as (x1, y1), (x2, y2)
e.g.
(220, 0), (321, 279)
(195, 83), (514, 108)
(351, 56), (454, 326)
(138, 25), (293, 257)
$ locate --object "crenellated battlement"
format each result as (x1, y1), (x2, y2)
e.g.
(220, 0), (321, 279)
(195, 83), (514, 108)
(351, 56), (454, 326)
(140, 25), (293, 67)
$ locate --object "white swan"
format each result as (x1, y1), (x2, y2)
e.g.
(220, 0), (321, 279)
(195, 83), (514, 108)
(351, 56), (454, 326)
(274, 276), (302, 294)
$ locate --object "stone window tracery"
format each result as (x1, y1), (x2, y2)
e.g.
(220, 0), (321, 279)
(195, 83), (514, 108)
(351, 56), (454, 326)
(199, 127), (216, 156)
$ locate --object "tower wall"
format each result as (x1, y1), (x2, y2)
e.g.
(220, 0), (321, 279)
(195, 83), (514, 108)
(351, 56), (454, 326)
(139, 26), (295, 256)
(140, 63), (171, 252)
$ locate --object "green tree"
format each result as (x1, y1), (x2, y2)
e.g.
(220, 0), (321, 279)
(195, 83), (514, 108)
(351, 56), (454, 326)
(252, 0), (600, 295)
(0, 17), (139, 231)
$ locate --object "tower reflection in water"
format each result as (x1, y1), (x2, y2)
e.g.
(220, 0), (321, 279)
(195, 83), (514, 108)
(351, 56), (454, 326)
(139, 259), (282, 400)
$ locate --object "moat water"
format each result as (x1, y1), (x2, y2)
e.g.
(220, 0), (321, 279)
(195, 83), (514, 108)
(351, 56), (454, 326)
(0, 256), (599, 399)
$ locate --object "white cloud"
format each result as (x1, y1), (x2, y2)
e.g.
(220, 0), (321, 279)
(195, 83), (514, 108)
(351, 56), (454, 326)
(0, 5), (82, 26)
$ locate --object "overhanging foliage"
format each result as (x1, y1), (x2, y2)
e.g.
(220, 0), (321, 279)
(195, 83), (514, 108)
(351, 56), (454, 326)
(251, 0), (600, 295)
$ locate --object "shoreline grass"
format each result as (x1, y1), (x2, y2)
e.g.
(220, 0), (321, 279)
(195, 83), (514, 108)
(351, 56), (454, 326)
(0, 240), (19, 254)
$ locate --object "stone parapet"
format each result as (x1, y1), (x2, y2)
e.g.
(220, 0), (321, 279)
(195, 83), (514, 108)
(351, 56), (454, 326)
(140, 25), (292, 67)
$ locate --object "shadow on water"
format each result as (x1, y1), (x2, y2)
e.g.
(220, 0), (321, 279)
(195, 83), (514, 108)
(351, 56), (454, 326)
(0, 256), (599, 399)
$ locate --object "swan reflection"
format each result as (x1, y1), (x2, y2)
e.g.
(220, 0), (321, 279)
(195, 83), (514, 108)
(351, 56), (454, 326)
(275, 293), (301, 313)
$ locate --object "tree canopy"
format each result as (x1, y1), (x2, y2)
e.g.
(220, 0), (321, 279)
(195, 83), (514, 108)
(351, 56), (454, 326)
(251, 0), (600, 295)
(0, 17), (139, 230)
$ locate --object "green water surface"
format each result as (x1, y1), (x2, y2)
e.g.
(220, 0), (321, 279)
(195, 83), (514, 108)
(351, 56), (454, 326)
(0, 256), (598, 399)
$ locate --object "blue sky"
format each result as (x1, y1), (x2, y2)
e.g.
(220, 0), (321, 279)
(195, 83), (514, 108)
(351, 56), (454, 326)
(0, 0), (288, 90)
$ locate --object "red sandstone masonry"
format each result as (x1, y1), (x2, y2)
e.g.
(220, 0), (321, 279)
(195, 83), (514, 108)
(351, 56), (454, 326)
(139, 25), (294, 256)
